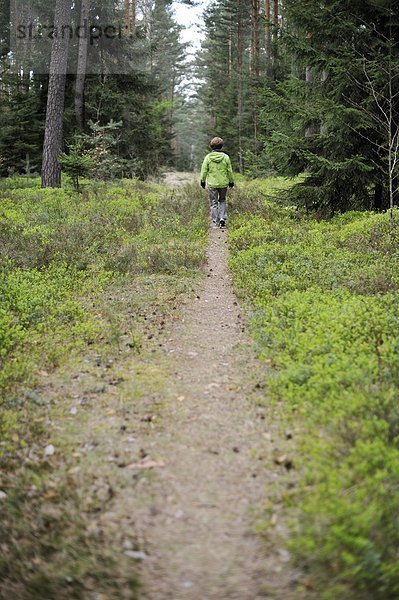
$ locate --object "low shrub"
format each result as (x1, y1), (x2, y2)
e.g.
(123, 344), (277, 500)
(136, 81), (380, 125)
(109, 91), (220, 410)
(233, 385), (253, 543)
(228, 179), (399, 599)
(0, 178), (208, 397)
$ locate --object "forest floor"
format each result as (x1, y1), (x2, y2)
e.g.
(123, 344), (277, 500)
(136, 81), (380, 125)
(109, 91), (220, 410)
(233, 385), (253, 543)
(2, 174), (299, 599)
(121, 227), (296, 599)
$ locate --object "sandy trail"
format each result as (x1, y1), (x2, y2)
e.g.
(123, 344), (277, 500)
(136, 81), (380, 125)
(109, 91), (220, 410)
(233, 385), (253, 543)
(31, 174), (296, 599)
(128, 227), (293, 599)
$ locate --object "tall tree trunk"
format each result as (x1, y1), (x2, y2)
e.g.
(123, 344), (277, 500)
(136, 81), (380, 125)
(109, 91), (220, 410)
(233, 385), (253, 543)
(237, 0), (244, 173)
(264, 0), (271, 54)
(264, 0), (271, 72)
(273, 0), (278, 31)
(130, 0), (136, 36)
(75, 0), (90, 128)
(251, 0), (260, 144)
(123, 0), (136, 37)
(228, 25), (232, 79)
(272, 0), (278, 63)
(251, 0), (260, 77)
(124, 0), (130, 36)
(41, 0), (71, 188)
(143, 0), (151, 37)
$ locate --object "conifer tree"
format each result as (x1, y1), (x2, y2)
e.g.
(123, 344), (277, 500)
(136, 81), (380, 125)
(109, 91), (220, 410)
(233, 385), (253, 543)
(260, 0), (399, 212)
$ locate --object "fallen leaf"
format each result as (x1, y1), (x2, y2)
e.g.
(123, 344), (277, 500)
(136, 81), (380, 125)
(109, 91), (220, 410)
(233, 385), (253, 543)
(273, 450), (294, 470)
(11, 433), (19, 443)
(273, 451), (287, 465)
(43, 491), (57, 501)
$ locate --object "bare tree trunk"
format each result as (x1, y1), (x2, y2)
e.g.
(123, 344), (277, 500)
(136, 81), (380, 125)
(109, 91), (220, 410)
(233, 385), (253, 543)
(75, 0), (90, 128)
(251, 0), (260, 77)
(251, 0), (260, 144)
(228, 31), (232, 79)
(264, 0), (271, 72)
(131, 0), (136, 36)
(273, 0), (278, 31)
(237, 0), (244, 173)
(41, 0), (71, 188)
(124, 0), (136, 37)
(124, 0), (130, 36)
(272, 0), (278, 64)
(143, 0), (151, 37)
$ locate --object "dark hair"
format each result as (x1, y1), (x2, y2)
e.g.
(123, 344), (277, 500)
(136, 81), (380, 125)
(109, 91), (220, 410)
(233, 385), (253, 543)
(210, 136), (224, 149)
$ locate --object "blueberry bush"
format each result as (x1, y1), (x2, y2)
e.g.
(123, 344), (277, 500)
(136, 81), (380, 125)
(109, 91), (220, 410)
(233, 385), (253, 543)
(229, 179), (399, 599)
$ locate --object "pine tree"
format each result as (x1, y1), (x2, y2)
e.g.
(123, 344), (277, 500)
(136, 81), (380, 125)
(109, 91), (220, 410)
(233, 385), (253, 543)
(259, 0), (399, 213)
(0, 74), (45, 175)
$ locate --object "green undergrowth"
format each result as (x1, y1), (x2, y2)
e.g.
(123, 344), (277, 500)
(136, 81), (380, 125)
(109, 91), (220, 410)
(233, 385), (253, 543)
(0, 176), (208, 598)
(228, 178), (399, 599)
(0, 177), (207, 398)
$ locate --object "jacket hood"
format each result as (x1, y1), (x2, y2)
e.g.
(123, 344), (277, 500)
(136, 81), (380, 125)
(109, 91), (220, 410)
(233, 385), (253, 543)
(208, 151), (226, 163)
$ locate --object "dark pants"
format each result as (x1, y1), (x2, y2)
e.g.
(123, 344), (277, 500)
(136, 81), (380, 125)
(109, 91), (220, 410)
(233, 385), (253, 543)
(208, 187), (227, 225)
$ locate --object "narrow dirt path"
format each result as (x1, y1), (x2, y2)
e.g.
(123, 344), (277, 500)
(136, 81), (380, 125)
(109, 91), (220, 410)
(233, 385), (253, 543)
(161, 171), (197, 187)
(127, 228), (293, 599)
(27, 178), (297, 599)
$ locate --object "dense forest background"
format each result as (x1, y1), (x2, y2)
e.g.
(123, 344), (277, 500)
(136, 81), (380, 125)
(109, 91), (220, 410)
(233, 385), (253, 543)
(0, 0), (398, 212)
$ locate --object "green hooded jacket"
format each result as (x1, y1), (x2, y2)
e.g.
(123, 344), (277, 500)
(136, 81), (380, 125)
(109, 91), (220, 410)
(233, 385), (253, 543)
(200, 151), (234, 189)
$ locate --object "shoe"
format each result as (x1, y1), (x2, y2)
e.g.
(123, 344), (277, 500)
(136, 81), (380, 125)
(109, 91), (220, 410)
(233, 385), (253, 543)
(219, 220), (226, 228)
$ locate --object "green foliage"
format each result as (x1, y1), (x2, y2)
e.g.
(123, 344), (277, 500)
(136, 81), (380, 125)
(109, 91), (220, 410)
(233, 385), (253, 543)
(0, 74), (45, 177)
(252, 0), (399, 213)
(59, 141), (94, 191)
(229, 178), (399, 599)
(0, 178), (208, 396)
